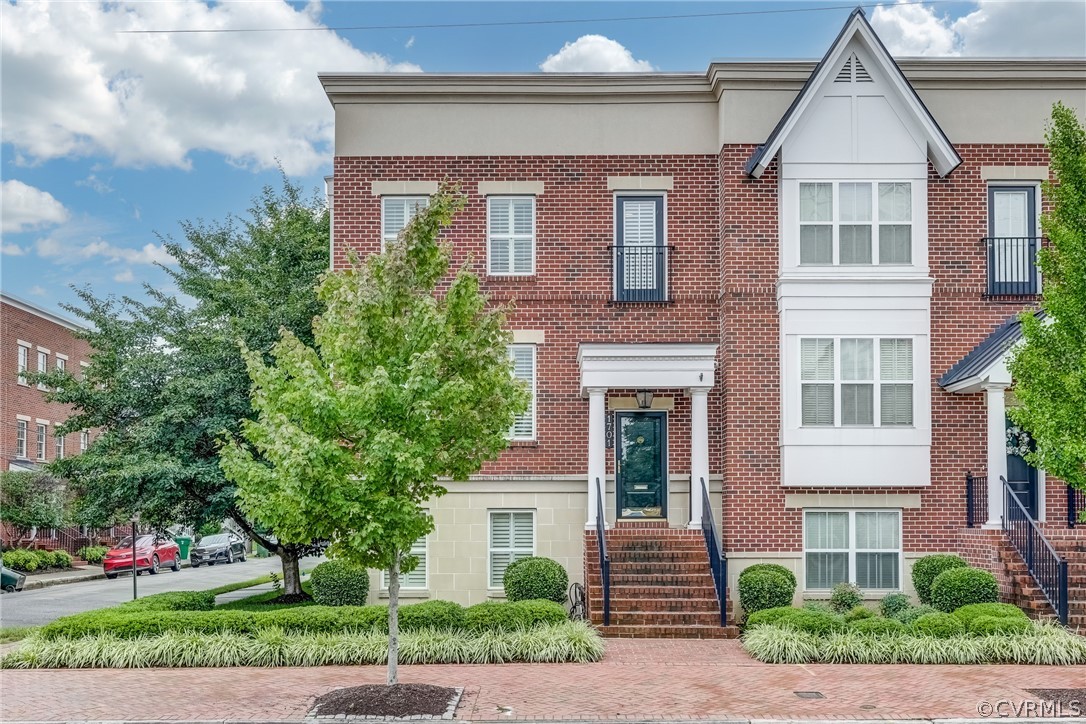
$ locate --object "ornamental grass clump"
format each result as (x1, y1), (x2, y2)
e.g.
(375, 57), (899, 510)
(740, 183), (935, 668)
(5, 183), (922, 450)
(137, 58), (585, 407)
(740, 624), (820, 664)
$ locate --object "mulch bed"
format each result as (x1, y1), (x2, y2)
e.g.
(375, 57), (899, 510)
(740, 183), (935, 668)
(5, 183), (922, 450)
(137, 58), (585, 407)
(1026, 688), (1086, 708)
(259, 592), (313, 605)
(311, 684), (459, 719)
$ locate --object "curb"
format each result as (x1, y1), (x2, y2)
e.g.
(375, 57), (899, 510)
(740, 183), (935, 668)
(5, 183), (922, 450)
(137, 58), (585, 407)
(3, 718), (1077, 724)
(18, 561), (194, 591)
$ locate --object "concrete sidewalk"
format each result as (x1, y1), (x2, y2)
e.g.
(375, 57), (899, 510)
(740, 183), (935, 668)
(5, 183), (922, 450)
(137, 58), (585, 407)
(1, 640), (1082, 722)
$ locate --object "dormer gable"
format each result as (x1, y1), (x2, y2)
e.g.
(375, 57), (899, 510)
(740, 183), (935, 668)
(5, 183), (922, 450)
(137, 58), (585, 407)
(745, 7), (961, 178)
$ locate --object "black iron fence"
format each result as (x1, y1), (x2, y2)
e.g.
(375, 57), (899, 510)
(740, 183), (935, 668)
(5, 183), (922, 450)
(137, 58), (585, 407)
(984, 237), (1040, 297)
(699, 477), (728, 627)
(1002, 477), (1068, 625)
(1069, 484), (1086, 528)
(965, 471), (988, 528)
(611, 245), (672, 303)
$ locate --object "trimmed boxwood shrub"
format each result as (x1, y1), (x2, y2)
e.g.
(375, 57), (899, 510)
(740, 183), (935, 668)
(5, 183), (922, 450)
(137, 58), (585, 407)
(464, 601), (529, 632)
(398, 600), (466, 632)
(969, 614), (1031, 636)
(744, 606), (797, 628)
(879, 592), (911, 619)
(829, 582), (863, 613)
(911, 554), (968, 604)
(77, 545), (109, 565)
(911, 611), (966, 638)
(952, 602), (1028, 629)
(776, 609), (846, 636)
(309, 560), (369, 607)
(930, 567), (999, 612)
(739, 569), (795, 616)
(502, 557), (568, 603)
(121, 591), (215, 612)
(893, 604), (938, 624)
(739, 564), (797, 590)
(849, 617), (906, 635)
(510, 599), (568, 626)
(1, 549), (39, 572)
(844, 605), (874, 622)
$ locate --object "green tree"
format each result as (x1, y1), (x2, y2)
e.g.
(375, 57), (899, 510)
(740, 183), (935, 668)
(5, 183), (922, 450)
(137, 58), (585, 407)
(220, 187), (529, 684)
(1009, 102), (1086, 507)
(0, 471), (67, 532)
(34, 176), (329, 592)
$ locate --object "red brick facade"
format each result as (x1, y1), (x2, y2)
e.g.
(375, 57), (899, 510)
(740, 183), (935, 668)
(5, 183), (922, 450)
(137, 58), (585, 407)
(1, 296), (93, 472)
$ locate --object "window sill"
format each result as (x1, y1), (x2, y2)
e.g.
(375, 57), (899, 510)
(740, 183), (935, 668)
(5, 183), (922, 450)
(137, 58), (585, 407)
(486, 590), (508, 601)
(378, 589), (430, 600)
(486, 274), (536, 282)
(607, 299), (673, 306)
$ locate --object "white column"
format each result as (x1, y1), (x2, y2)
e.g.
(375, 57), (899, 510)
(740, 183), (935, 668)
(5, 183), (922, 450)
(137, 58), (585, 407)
(586, 388), (607, 528)
(984, 384), (1008, 527)
(689, 388), (710, 529)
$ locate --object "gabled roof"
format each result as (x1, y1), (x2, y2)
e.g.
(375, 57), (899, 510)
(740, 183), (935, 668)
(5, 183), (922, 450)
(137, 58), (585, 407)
(745, 7), (962, 178)
(940, 311), (1044, 390)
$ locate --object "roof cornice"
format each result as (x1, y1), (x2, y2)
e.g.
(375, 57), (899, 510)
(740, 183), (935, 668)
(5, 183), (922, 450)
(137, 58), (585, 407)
(1, 293), (87, 332)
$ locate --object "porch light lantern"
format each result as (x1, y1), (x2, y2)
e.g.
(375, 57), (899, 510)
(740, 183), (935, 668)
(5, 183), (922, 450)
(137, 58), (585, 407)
(635, 389), (654, 409)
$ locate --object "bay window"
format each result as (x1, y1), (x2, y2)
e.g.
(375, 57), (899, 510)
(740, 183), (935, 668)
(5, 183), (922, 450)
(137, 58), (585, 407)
(799, 181), (912, 265)
(800, 337), (914, 427)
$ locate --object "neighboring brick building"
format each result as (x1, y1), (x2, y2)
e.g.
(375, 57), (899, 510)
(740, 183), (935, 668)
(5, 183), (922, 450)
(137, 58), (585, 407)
(1, 293), (93, 472)
(320, 9), (1086, 632)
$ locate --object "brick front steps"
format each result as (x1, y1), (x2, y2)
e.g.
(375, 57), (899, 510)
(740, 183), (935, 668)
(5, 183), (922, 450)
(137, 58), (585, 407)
(585, 526), (738, 639)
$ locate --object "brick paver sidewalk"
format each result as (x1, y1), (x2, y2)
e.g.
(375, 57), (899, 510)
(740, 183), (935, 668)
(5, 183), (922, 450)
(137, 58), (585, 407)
(1, 639), (1082, 722)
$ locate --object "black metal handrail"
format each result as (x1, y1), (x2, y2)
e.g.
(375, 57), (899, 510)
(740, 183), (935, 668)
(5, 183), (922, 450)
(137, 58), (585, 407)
(1001, 476), (1069, 625)
(594, 477), (611, 626)
(965, 471), (988, 528)
(699, 476), (728, 627)
(983, 237), (1041, 297)
(1069, 484), (1086, 528)
(610, 245), (672, 303)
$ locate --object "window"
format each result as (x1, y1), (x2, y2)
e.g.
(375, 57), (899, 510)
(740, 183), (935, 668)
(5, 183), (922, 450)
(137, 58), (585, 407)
(37, 351), (48, 390)
(508, 345), (536, 440)
(805, 510), (901, 590)
(55, 433), (65, 460)
(987, 186), (1038, 296)
(381, 196), (429, 246)
(488, 197), (535, 275)
(80, 430), (89, 453)
(36, 423), (47, 461)
(614, 195), (667, 302)
(800, 338), (913, 427)
(382, 536), (427, 590)
(15, 420), (27, 458)
(798, 181), (912, 265)
(17, 344), (29, 385)
(56, 357), (66, 374)
(489, 510), (534, 588)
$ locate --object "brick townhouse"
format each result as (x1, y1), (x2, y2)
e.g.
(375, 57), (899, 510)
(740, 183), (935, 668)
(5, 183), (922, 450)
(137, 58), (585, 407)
(320, 9), (1086, 634)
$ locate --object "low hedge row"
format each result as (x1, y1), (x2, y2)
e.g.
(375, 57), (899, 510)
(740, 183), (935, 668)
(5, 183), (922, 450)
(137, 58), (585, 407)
(1, 548), (73, 572)
(77, 546), (109, 565)
(41, 598), (567, 640)
(119, 591), (216, 612)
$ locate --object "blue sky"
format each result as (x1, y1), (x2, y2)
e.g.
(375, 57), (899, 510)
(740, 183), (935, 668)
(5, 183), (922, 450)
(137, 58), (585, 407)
(2, 1), (1083, 318)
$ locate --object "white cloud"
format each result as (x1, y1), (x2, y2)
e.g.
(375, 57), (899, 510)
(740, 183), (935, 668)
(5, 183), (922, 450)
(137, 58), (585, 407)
(76, 174), (115, 195)
(2, 243), (27, 256)
(405, 35), (415, 49)
(873, 1), (1085, 57)
(540, 35), (655, 72)
(1, 1), (421, 175)
(28, 285), (46, 297)
(113, 269), (135, 282)
(31, 217), (174, 267)
(1, 180), (70, 233)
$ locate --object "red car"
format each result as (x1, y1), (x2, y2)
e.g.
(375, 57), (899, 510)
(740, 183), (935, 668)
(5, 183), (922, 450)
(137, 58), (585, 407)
(103, 534), (182, 578)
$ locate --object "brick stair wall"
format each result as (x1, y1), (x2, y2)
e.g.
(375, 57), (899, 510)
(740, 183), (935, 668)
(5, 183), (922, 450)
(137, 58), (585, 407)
(584, 526), (738, 639)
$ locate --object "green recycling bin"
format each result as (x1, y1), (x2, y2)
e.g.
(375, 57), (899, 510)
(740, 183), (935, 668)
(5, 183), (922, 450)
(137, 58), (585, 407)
(175, 536), (192, 560)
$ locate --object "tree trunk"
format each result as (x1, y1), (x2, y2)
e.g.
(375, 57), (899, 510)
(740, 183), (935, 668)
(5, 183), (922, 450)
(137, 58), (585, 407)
(387, 554), (400, 686)
(280, 548), (303, 596)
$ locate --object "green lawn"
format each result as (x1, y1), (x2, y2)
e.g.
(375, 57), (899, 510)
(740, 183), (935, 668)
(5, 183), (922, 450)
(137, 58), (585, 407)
(0, 626), (36, 644)
(216, 580), (315, 611)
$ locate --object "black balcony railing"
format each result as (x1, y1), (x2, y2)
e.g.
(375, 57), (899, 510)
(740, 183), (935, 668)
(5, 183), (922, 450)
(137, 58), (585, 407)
(1002, 476), (1068, 625)
(965, 471), (988, 528)
(699, 477), (728, 627)
(1068, 484), (1086, 528)
(984, 237), (1041, 297)
(611, 245), (672, 303)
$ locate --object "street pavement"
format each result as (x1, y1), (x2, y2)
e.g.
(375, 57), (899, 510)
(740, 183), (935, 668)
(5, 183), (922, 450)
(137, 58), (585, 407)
(1, 639), (1083, 722)
(0, 555), (320, 628)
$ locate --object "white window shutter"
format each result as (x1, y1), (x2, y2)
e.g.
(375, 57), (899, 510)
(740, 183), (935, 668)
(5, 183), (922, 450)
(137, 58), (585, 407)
(383, 536), (427, 589)
(489, 197), (535, 274)
(509, 345), (535, 440)
(489, 511), (535, 588)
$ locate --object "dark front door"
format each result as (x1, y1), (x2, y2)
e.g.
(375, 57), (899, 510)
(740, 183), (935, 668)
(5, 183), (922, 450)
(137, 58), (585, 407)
(1006, 416), (1039, 519)
(616, 411), (667, 518)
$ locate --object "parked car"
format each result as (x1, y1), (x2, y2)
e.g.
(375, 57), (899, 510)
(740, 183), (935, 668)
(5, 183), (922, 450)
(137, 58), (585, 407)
(103, 534), (182, 578)
(190, 532), (247, 567)
(1, 561), (26, 593)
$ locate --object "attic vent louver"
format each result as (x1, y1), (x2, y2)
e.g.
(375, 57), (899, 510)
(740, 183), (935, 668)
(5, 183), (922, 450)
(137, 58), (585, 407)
(854, 55), (872, 82)
(835, 55), (853, 82)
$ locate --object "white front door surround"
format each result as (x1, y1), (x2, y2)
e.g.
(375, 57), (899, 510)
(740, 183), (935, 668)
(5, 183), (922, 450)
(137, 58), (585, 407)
(578, 343), (718, 529)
